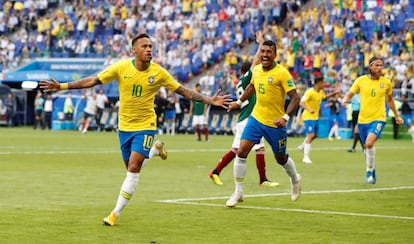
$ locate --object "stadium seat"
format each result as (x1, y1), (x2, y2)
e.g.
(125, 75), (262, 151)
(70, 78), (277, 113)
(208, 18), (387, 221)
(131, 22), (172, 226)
(182, 64), (192, 75)
(191, 58), (203, 75)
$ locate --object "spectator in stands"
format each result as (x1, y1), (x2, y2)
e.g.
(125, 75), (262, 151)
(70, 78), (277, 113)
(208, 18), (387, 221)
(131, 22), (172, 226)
(76, 13), (88, 37)
(33, 91), (44, 129)
(217, 5), (229, 22)
(199, 71), (215, 91)
(180, 23), (193, 44)
(201, 83), (212, 97)
(226, 47), (240, 71)
(222, 26), (233, 44)
(43, 93), (53, 130)
(333, 21), (345, 49)
(218, 73), (231, 96)
(96, 88), (108, 131)
(64, 35), (76, 57)
(394, 58), (408, 89)
(182, 0), (193, 16)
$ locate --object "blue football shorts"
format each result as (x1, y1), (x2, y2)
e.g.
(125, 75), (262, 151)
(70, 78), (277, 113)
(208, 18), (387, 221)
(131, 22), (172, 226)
(303, 120), (318, 135)
(358, 121), (386, 144)
(118, 130), (156, 161)
(241, 116), (287, 155)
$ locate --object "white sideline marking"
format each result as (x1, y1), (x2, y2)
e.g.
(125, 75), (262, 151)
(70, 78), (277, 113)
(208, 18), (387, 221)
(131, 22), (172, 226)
(157, 186), (414, 221)
(0, 145), (412, 154)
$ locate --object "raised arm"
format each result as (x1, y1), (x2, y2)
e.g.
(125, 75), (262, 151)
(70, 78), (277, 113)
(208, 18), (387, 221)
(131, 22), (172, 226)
(174, 86), (231, 108)
(227, 83), (256, 112)
(250, 30), (264, 69)
(39, 77), (102, 92)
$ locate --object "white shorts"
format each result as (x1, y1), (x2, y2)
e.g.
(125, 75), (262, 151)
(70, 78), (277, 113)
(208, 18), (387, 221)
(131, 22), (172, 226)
(231, 118), (265, 150)
(192, 115), (206, 126)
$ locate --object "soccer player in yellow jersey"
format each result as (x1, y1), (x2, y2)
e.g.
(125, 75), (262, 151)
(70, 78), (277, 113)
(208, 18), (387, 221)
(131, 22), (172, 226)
(298, 77), (338, 164)
(226, 40), (302, 207)
(342, 56), (403, 184)
(39, 33), (231, 226)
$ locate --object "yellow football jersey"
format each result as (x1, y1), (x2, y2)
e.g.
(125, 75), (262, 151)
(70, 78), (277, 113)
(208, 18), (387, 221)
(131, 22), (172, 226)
(98, 59), (181, 131)
(251, 63), (296, 128)
(350, 75), (392, 123)
(301, 88), (325, 120)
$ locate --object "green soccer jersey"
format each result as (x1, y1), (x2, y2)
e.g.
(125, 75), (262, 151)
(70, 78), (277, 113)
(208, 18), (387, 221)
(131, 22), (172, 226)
(236, 70), (256, 122)
(192, 100), (205, 116)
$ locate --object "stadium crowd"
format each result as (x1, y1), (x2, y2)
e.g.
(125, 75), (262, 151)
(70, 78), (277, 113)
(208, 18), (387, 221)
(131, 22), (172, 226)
(1, 0), (414, 132)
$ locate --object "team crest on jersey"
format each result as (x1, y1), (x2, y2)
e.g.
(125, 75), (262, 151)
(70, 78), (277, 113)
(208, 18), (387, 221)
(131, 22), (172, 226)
(380, 83), (384, 88)
(268, 77), (273, 84)
(148, 76), (155, 84)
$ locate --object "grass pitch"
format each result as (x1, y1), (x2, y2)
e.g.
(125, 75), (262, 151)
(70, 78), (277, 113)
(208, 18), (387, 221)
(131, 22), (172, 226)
(0, 127), (413, 243)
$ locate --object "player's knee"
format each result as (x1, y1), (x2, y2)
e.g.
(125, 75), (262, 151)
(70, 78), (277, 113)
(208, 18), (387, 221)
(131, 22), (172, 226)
(237, 150), (249, 158)
(365, 142), (374, 149)
(275, 154), (288, 165)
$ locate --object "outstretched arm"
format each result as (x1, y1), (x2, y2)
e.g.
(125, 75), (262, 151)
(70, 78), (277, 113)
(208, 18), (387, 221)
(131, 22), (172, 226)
(227, 83), (256, 112)
(174, 86), (232, 108)
(39, 77), (102, 92)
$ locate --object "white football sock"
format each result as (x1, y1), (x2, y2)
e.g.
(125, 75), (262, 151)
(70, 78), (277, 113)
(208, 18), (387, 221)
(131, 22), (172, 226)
(304, 143), (311, 158)
(141, 148), (157, 168)
(165, 123), (170, 134)
(299, 138), (306, 148)
(113, 172), (139, 216)
(233, 156), (247, 193)
(365, 147), (376, 170)
(171, 122), (176, 135)
(408, 127), (414, 138)
(329, 124), (338, 137)
(283, 157), (298, 182)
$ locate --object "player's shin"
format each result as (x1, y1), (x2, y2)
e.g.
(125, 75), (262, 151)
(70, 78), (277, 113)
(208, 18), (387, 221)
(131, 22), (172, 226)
(365, 147), (376, 170)
(113, 172), (140, 216)
(234, 156), (247, 193)
(283, 157), (299, 182)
